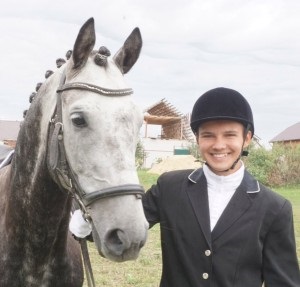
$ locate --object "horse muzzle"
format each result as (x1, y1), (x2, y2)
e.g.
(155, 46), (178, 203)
(84, 185), (149, 262)
(92, 224), (148, 262)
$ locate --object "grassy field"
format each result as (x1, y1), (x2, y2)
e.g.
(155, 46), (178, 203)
(273, 185), (300, 261)
(84, 171), (300, 286)
(84, 171), (161, 287)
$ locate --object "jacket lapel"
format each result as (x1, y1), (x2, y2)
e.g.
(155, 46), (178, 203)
(211, 170), (259, 241)
(186, 169), (212, 247)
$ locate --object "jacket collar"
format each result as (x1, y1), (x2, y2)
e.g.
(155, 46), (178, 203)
(188, 167), (203, 183)
(187, 168), (260, 242)
(185, 171), (212, 247)
(188, 167), (260, 194)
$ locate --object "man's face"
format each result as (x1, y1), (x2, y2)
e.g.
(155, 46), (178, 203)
(196, 120), (252, 176)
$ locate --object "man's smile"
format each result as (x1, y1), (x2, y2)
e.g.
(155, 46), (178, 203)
(211, 153), (229, 158)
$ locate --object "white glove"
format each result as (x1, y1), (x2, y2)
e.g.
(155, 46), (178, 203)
(69, 209), (92, 238)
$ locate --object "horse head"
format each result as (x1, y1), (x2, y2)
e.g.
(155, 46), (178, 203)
(46, 18), (148, 262)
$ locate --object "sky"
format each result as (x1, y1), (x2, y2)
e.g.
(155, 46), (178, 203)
(0, 0), (299, 146)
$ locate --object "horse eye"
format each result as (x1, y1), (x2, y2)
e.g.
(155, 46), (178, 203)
(71, 113), (87, 127)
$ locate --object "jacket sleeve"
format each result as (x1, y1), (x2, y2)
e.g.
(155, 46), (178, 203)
(142, 176), (163, 228)
(263, 200), (300, 286)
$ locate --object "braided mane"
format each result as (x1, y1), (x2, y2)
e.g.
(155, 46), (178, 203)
(23, 50), (73, 118)
(23, 46), (111, 119)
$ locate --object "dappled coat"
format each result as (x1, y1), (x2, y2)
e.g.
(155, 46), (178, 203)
(142, 168), (300, 287)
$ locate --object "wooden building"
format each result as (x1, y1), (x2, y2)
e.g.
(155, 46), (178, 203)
(143, 98), (194, 142)
(270, 122), (300, 146)
(0, 120), (21, 148)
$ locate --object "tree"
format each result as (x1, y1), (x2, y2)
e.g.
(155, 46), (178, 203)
(135, 140), (145, 169)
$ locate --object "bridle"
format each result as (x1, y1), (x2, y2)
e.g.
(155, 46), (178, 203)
(46, 72), (144, 286)
(47, 72), (144, 215)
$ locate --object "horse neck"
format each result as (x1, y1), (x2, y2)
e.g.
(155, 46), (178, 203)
(7, 71), (72, 253)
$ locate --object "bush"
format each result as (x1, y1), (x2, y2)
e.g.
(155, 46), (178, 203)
(188, 143), (200, 160)
(244, 143), (300, 187)
(244, 145), (272, 185)
(135, 140), (145, 169)
(268, 144), (300, 186)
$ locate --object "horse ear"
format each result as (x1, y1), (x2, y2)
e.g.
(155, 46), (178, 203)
(72, 18), (96, 69)
(113, 27), (142, 74)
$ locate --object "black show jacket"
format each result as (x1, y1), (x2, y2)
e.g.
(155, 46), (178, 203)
(142, 168), (300, 287)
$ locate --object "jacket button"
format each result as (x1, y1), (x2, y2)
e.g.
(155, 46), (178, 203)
(205, 250), (211, 256)
(202, 273), (209, 279)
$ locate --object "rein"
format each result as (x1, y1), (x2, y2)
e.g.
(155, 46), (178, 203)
(47, 72), (144, 287)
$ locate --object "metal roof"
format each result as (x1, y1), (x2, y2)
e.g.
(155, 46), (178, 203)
(270, 122), (300, 142)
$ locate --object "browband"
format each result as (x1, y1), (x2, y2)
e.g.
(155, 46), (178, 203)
(57, 82), (133, 97)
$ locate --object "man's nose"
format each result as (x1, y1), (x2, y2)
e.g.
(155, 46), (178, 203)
(212, 136), (226, 149)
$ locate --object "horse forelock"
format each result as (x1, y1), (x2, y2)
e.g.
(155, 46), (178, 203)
(63, 49), (127, 90)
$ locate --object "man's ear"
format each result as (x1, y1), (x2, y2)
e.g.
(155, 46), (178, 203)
(195, 131), (199, 145)
(243, 131), (252, 148)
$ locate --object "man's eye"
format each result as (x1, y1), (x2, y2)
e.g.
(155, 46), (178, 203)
(201, 134), (213, 138)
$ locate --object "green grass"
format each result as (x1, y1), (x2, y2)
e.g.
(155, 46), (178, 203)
(137, 169), (159, 191)
(85, 224), (161, 286)
(83, 173), (300, 286)
(83, 170), (161, 287)
(273, 185), (300, 263)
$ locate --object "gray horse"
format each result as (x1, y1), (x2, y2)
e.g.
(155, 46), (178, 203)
(0, 18), (148, 286)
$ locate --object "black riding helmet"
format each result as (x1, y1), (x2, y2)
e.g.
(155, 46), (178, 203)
(190, 87), (254, 137)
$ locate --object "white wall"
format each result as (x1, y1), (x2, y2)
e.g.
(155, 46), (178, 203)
(141, 138), (192, 168)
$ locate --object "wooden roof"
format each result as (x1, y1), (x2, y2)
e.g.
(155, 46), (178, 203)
(144, 98), (183, 125)
(144, 114), (181, 125)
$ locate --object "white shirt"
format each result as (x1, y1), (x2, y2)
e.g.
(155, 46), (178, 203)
(203, 162), (245, 231)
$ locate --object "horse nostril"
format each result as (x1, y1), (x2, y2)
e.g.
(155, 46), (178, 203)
(107, 229), (124, 246)
(104, 228), (147, 258)
(104, 229), (130, 256)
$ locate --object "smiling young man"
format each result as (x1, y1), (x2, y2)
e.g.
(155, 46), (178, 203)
(142, 87), (300, 287)
(197, 120), (251, 175)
